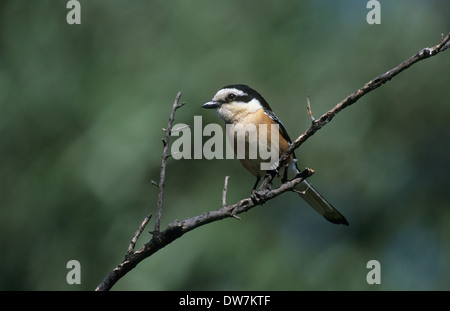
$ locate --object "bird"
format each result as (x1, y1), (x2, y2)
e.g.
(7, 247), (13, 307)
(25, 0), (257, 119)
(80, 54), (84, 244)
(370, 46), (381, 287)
(202, 84), (349, 225)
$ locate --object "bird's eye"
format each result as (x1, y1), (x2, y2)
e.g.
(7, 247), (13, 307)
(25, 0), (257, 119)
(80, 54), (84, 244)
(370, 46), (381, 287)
(227, 93), (236, 101)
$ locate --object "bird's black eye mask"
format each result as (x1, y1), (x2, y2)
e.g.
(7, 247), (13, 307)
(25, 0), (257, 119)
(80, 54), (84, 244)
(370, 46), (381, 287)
(222, 94), (252, 104)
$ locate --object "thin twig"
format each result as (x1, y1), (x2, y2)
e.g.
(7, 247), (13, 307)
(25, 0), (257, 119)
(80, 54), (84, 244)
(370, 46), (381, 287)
(222, 176), (240, 220)
(154, 92), (183, 234)
(306, 95), (315, 123)
(150, 180), (158, 187)
(127, 214), (152, 256)
(96, 34), (449, 291)
(221, 176), (230, 208)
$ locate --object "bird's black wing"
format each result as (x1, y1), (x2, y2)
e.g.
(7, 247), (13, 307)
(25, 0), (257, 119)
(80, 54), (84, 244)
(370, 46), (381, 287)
(265, 109), (292, 144)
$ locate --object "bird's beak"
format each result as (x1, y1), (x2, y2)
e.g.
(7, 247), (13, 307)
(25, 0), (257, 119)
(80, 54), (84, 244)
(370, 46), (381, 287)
(202, 101), (221, 109)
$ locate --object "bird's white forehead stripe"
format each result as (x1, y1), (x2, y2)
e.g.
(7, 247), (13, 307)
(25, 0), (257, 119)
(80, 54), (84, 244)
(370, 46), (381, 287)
(213, 88), (248, 100)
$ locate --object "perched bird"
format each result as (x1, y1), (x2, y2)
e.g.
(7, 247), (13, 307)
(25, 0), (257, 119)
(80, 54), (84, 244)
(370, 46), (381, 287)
(202, 84), (349, 225)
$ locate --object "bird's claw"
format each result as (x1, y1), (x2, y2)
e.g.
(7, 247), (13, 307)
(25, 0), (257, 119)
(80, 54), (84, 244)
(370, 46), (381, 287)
(251, 189), (267, 205)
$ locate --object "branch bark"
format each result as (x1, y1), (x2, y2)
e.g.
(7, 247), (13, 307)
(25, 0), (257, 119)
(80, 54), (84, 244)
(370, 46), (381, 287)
(95, 33), (450, 291)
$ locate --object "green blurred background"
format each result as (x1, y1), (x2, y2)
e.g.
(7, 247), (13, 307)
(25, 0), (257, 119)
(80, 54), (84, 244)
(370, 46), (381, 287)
(0, 0), (449, 290)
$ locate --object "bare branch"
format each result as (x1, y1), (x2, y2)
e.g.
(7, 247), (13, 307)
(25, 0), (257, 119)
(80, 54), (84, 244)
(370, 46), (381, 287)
(221, 176), (230, 208)
(127, 214), (152, 256)
(95, 34), (449, 291)
(259, 32), (450, 190)
(306, 95), (315, 123)
(221, 176), (241, 220)
(95, 168), (313, 291)
(150, 180), (158, 187)
(154, 92), (183, 234)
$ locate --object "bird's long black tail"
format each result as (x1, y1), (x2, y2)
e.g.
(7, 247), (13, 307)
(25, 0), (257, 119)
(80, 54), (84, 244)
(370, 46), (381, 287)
(295, 180), (349, 225)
